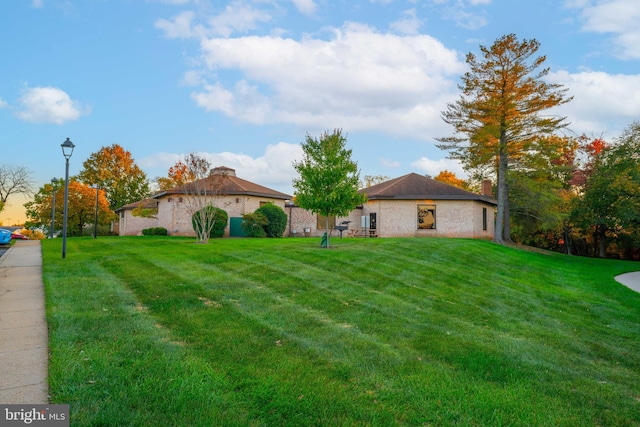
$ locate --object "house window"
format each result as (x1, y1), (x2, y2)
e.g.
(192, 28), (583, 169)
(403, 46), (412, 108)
(317, 214), (336, 229)
(417, 205), (436, 229)
(483, 207), (488, 231)
(259, 201), (273, 207)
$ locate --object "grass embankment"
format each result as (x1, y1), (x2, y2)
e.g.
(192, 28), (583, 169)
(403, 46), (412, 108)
(43, 237), (640, 426)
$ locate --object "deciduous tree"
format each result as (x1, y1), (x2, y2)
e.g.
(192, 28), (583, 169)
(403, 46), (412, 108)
(293, 129), (367, 248)
(508, 135), (580, 250)
(0, 165), (34, 213)
(434, 170), (470, 190)
(25, 179), (113, 236)
(572, 122), (640, 257)
(173, 153), (229, 243)
(156, 160), (195, 191)
(78, 144), (151, 210)
(438, 34), (572, 244)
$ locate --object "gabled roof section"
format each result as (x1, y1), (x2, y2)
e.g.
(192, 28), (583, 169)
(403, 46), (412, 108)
(152, 170), (292, 200)
(115, 197), (158, 212)
(360, 173), (496, 205)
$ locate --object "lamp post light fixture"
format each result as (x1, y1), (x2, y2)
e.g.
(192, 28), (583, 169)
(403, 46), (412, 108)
(61, 138), (75, 259)
(50, 178), (57, 239)
(93, 184), (99, 239)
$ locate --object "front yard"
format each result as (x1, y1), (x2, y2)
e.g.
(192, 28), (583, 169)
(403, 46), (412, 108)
(43, 237), (640, 426)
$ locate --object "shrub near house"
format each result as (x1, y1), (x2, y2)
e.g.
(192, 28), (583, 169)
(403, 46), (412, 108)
(142, 227), (168, 236)
(255, 204), (287, 237)
(241, 212), (268, 237)
(192, 207), (228, 238)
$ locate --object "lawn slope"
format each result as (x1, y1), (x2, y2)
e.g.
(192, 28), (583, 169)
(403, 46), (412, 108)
(43, 237), (640, 426)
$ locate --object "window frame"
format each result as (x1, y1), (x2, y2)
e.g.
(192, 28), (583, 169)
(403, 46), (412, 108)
(417, 204), (436, 230)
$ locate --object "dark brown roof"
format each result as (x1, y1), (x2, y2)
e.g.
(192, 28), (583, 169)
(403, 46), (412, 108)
(152, 174), (292, 200)
(360, 173), (496, 205)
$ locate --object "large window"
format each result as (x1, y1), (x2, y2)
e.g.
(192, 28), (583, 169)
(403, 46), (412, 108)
(417, 204), (436, 229)
(317, 214), (336, 229)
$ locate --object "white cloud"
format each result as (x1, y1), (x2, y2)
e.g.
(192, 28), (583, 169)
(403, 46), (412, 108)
(0, 97), (7, 108)
(435, 0), (490, 30)
(155, 11), (200, 39)
(206, 1), (273, 37)
(390, 8), (423, 35)
(16, 86), (90, 124)
(570, 0), (640, 59)
(191, 22), (465, 139)
(291, 0), (317, 15)
(411, 156), (466, 178)
(547, 70), (640, 136)
(31, 0), (43, 8)
(156, 1), (274, 39)
(140, 142), (303, 194)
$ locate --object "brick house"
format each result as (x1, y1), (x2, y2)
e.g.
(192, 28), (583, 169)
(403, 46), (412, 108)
(114, 198), (159, 236)
(115, 167), (291, 236)
(117, 169), (495, 239)
(287, 173), (496, 239)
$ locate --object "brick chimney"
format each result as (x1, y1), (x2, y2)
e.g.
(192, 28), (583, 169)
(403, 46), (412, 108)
(481, 179), (492, 196)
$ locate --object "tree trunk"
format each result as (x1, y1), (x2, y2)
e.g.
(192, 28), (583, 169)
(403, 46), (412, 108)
(494, 134), (509, 244)
(503, 184), (512, 243)
(564, 226), (572, 255)
(325, 216), (330, 248)
(598, 225), (607, 258)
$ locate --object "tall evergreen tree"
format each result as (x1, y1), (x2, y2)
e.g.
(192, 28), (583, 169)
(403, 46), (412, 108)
(438, 34), (572, 244)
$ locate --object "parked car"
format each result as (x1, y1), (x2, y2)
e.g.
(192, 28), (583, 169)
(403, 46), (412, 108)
(0, 228), (11, 245)
(11, 231), (28, 240)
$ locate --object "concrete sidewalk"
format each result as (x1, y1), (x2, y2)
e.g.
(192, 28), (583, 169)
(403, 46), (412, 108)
(0, 240), (48, 404)
(615, 271), (640, 294)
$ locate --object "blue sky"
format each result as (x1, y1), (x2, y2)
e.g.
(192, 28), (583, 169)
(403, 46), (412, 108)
(1, 0), (639, 224)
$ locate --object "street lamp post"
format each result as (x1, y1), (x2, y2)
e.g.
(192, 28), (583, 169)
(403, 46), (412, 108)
(93, 184), (99, 239)
(50, 178), (57, 239)
(61, 138), (75, 259)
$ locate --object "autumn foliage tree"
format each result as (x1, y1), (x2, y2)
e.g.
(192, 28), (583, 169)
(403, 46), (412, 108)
(434, 170), (470, 190)
(507, 135), (580, 250)
(438, 34), (572, 244)
(25, 179), (113, 236)
(156, 160), (195, 191)
(78, 144), (151, 211)
(572, 123), (640, 258)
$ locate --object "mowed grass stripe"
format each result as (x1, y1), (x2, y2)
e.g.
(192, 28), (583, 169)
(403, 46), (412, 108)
(91, 242), (406, 425)
(44, 242), (249, 426)
(43, 236), (640, 426)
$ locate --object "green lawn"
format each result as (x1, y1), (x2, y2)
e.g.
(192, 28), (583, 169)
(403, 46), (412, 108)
(43, 237), (640, 426)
